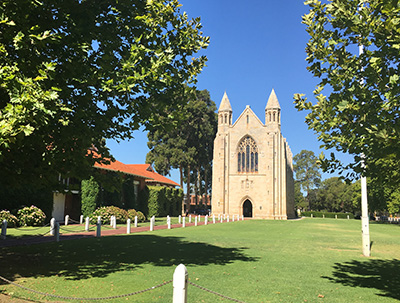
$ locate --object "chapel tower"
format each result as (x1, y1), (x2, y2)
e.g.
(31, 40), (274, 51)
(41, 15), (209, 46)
(211, 89), (294, 219)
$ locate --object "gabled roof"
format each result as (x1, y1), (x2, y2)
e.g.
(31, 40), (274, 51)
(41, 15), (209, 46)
(90, 151), (179, 187)
(265, 89), (280, 110)
(218, 91), (232, 112)
(128, 164), (180, 187)
(232, 105), (264, 127)
(93, 159), (153, 180)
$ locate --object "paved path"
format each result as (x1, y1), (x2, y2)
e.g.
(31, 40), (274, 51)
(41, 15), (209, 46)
(0, 217), (235, 248)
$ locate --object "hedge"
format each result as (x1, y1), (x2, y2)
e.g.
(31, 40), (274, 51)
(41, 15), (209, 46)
(301, 211), (354, 219)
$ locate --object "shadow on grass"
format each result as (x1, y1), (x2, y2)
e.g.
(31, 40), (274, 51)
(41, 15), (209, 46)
(323, 259), (400, 300)
(0, 234), (257, 281)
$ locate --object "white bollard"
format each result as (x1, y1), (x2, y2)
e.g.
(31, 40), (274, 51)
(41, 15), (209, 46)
(198, 215), (201, 222)
(220, 216), (223, 223)
(189, 215), (191, 223)
(195, 216), (198, 226)
(168, 216), (171, 229)
(65, 215), (69, 226)
(182, 217), (186, 228)
(223, 214), (226, 220)
(96, 216), (101, 237)
(80, 215), (84, 225)
(85, 217), (90, 232)
(227, 215), (230, 222)
(205, 215), (208, 225)
(335, 215), (338, 219)
(50, 218), (56, 236)
(55, 222), (60, 242)
(232, 214), (235, 222)
(237, 214), (240, 221)
(1, 220), (7, 240)
(110, 215), (114, 227)
(179, 215), (181, 224)
(127, 219), (131, 234)
(242, 215), (244, 221)
(150, 216), (154, 231)
(213, 215), (216, 224)
(323, 214), (325, 219)
(347, 215), (350, 220)
(134, 216), (138, 227)
(173, 264), (188, 303)
(311, 214), (313, 218)
(113, 216), (117, 229)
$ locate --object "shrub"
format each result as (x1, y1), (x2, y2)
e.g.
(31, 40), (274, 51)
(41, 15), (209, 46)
(301, 211), (354, 219)
(136, 211), (146, 222)
(90, 206), (128, 224)
(0, 210), (18, 227)
(17, 205), (46, 226)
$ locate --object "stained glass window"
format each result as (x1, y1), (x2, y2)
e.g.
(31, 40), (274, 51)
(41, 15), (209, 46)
(237, 136), (258, 173)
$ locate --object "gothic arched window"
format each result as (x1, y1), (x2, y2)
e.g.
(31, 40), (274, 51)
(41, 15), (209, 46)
(237, 136), (258, 173)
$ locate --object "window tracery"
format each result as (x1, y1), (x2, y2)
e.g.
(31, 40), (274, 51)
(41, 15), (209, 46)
(237, 136), (258, 173)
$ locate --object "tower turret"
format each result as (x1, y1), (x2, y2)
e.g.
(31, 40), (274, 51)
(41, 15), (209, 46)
(218, 92), (232, 129)
(265, 89), (281, 131)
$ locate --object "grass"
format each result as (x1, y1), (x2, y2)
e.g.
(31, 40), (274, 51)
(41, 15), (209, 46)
(0, 218), (399, 302)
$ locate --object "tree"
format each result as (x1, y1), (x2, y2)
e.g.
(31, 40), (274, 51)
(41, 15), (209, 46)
(293, 150), (321, 210)
(294, 181), (307, 210)
(0, 0), (209, 193)
(294, 0), (400, 182)
(146, 89), (217, 211)
(316, 177), (351, 212)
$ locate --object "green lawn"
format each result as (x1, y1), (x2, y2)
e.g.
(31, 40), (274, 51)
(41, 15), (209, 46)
(0, 218), (399, 302)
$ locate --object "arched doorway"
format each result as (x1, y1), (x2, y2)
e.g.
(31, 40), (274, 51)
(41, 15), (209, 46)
(243, 199), (253, 218)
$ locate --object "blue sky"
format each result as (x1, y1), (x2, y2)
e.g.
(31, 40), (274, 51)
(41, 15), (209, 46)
(106, 0), (352, 184)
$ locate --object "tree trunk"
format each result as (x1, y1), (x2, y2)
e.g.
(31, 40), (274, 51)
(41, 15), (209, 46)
(179, 164), (184, 214)
(186, 164), (191, 213)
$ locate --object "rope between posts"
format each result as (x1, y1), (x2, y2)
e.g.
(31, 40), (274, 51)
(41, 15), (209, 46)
(13, 223), (50, 231)
(0, 275), (172, 301)
(189, 282), (247, 303)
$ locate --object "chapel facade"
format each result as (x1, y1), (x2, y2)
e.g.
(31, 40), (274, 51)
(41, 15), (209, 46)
(211, 90), (295, 219)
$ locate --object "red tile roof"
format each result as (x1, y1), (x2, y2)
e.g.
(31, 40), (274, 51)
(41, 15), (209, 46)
(91, 153), (179, 187)
(127, 164), (180, 187)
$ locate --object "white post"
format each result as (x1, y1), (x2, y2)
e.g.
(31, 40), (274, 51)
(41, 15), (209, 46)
(110, 215), (114, 227)
(232, 214), (235, 222)
(50, 218), (56, 236)
(237, 214), (240, 221)
(127, 219), (131, 234)
(134, 216), (138, 227)
(323, 214), (325, 219)
(112, 216), (117, 229)
(205, 215), (208, 225)
(335, 215), (338, 219)
(311, 214), (313, 218)
(189, 215), (191, 223)
(168, 216), (171, 229)
(223, 214), (226, 220)
(213, 215), (216, 224)
(195, 216), (198, 226)
(65, 215), (69, 226)
(1, 220), (7, 240)
(347, 215), (350, 220)
(173, 264), (188, 303)
(242, 215), (244, 221)
(182, 217), (186, 228)
(227, 215), (230, 222)
(80, 215), (83, 225)
(55, 222), (60, 242)
(96, 216), (101, 237)
(179, 215), (181, 224)
(220, 216), (223, 223)
(85, 217), (90, 232)
(150, 216), (154, 231)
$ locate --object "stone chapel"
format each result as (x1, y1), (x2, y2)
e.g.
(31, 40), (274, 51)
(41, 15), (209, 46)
(211, 89), (295, 219)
